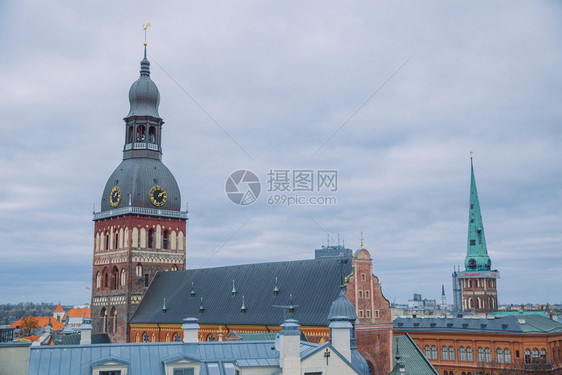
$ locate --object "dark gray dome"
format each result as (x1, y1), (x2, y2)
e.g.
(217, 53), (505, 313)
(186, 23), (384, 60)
(126, 57), (160, 118)
(328, 289), (357, 321)
(101, 158), (181, 212)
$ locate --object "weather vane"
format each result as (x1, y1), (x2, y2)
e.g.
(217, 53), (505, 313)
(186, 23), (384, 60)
(360, 231), (364, 248)
(142, 23), (151, 46)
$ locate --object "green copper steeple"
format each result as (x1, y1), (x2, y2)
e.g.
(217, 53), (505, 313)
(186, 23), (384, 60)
(464, 158), (492, 271)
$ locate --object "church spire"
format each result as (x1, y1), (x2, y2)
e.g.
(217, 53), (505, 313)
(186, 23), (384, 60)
(464, 157), (491, 271)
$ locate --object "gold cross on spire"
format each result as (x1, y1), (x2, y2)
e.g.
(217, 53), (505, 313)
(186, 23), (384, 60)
(142, 23), (151, 46)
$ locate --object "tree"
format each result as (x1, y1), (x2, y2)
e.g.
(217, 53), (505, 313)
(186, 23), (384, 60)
(18, 316), (39, 337)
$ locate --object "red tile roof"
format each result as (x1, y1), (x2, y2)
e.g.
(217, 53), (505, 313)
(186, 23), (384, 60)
(53, 303), (65, 313)
(9, 316), (65, 331)
(63, 307), (91, 321)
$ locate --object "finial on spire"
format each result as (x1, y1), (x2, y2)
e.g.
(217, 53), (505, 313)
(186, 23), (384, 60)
(142, 23), (151, 46)
(360, 231), (364, 248)
(470, 150), (473, 160)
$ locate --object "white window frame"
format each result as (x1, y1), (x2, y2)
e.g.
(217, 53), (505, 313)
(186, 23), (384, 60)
(92, 362), (128, 375)
(164, 360), (200, 375)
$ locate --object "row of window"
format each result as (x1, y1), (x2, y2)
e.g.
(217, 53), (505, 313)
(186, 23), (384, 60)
(463, 296), (495, 310)
(424, 346), (512, 363)
(525, 348), (547, 364)
(126, 124), (159, 144)
(135, 331), (182, 343)
(462, 278), (495, 289)
(96, 227), (184, 252)
(99, 306), (117, 334)
(95, 264), (178, 290)
(358, 310), (380, 319)
(358, 290), (370, 298)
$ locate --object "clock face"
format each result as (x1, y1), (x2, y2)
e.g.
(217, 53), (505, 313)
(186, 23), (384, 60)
(468, 258), (476, 268)
(110, 186), (121, 207)
(149, 186), (167, 207)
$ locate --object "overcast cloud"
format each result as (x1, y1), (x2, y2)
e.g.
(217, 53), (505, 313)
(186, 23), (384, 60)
(0, 1), (561, 306)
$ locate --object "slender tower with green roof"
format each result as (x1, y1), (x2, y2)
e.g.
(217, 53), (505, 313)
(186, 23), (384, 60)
(456, 158), (500, 313)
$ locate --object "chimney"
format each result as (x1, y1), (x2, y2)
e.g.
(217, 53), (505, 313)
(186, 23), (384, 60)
(181, 317), (200, 343)
(329, 319), (352, 362)
(80, 317), (92, 345)
(278, 319), (301, 375)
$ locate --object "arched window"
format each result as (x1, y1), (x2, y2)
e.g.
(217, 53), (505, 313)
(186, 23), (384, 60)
(100, 307), (107, 333)
(444, 371), (448, 375)
(532, 348), (539, 363)
(173, 333), (181, 342)
(497, 348), (503, 363)
(485, 347), (491, 362)
(442, 346), (448, 360)
(109, 306), (117, 334)
(207, 334), (215, 342)
(462, 373), (466, 375)
(505, 349), (511, 363)
(96, 272), (101, 289)
(127, 126), (134, 143)
(171, 264), (178, 271)
(469, 298), (474, 309)
(102, 267), (109, 289)
(163, 230), (168, 249)
(105, 232), (110, 250)
(114, 231), (119, 249)
(143, 332), (149, 342)
(467, 346), (473, 361)
(540, 349), (546, 363)
(425, 345), (431, 359)
(120, 268), (126, 286)
(432, 345), (437, 360)
(136, 263), (143, 277)
(136, 125), (146, 142)
(148, 126), (156, 143)
(478, 347), (484, 362)
(111, 266), (119, 290)
(460, 346), (466, 361)
(525, 349), (531, 364)
(449, 346), (455, 361)
(148, 229), (154, 248)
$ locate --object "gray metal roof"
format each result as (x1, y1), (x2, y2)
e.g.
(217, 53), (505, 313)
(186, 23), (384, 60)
(391, 334), (438, 375)
(28, 341), (278, 375)
(328, 289), (358, 321)
(126, 55), (160, 119)
(27, 339), (367, 375)
(393, 314), (562, 335)
(130, 258), (353, 326)
(100, 157), (181, 212)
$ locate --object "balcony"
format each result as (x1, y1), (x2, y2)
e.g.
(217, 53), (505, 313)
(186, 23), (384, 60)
(93, 206), (188, 220)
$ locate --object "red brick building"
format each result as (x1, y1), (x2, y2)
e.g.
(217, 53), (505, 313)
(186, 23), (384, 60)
(91, 47), (187, 342)
(394, 315), (562, 374)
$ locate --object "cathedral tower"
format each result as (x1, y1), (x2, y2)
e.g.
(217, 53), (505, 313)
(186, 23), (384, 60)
(456, 158), (499, 313)
(91, 45), (187, 342)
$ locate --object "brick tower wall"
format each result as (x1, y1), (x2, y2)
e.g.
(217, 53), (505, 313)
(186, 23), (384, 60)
(91, 214), (186, 342)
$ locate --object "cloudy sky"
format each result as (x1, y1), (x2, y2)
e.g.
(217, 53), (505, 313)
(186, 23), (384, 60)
(1, 1), (561, 306)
